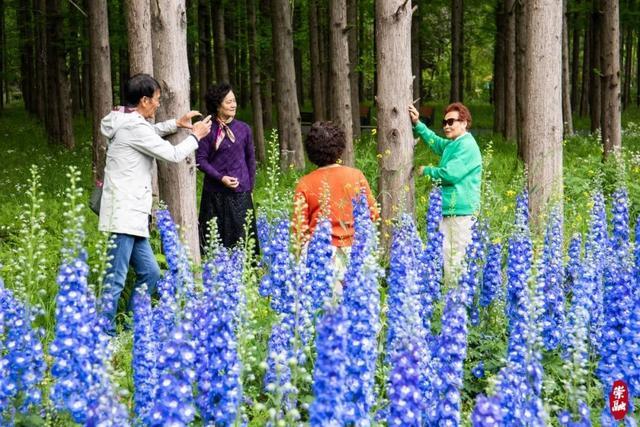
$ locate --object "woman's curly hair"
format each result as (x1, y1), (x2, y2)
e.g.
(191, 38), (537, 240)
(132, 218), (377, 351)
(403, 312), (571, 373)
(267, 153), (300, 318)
(304, 121), (346, 167)
(205, 82), (233, 116)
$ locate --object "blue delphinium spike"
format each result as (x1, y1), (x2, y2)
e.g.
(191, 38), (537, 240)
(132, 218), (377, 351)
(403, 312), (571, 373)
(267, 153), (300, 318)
(586, 192), (607, 354)
(259, 217), (295, 314)
(564, 234), (582, 294)
(540, 207), (565, 351)
(305, 218), (335, 312)
(471, 394), (503, 426)
(558, 400), (591, 427)
(480, 242), (502, 307)
(515, 190), (529, 232)
(257, 212), (272, 266)
(309, 304), (349, 426)
(420, 186), (444, 330)
(342, 191), (382, 424)
(132, 286), (158, 419)
(387, 340), (423, 426)
(156, 209), (196, 300)
(458, 219), (487, 313)
(0, 280), (46, 419)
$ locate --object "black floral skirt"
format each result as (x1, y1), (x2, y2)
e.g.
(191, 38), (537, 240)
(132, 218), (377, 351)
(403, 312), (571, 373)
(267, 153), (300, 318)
(198, 190), (260, 255)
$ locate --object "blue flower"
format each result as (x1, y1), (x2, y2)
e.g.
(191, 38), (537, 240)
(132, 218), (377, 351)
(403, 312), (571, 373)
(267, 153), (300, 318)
(156, 209), (196, 300)
(132, 286), (158, 419)
(387, 340), (423, 426)
(310, 304), (349, 426)
(539, 207), (565, 351)
(564, 234), (582, 294)
(480, 242), (502, 307)
(305, 218), (335, 312)
(471, 394), (503, 426)
(472, 361), (485, 379)
(558, 400), (591, 426)
(420, 187), (444, 330)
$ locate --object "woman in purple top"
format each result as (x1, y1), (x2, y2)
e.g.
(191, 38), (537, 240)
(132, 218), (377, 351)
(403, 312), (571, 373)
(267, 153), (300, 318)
(196, 82), (258, 254)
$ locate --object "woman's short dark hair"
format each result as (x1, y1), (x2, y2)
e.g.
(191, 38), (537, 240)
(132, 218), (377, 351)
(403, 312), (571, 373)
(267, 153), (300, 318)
(304, 121), (346, 167)
(124, 74), (160, 107)
(205, 82), (233, 115)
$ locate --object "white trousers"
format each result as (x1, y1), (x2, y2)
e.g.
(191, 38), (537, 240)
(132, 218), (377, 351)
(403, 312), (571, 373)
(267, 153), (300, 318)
(440, 215), (475, 283)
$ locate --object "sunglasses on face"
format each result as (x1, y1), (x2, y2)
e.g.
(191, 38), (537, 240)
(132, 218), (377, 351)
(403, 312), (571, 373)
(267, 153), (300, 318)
(442, 118), (462, 127)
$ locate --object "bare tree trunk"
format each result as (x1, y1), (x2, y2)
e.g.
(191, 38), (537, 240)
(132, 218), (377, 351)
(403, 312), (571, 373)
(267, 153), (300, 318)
(271, 0), (304, 170)
(348, 0), (360, 140)
(330, 0), (354, 166)
(411, 4), (420, 102)
(589, 3), (601, 133)
(376, 0), (414, 251)
(198, 0), (211, 111)
(622, 26), (632, 110)
(450, 0), (463, 102)
(36, 0), (47, 120)
(523, 0), (563, 224)
(69, 9), (82, 115)
(504, 0), (517, 140)
(213, 0), (230, 83)
(600, 0), (621, 156)
(319, 0), (331, 118)
(570, 4), (581, 110)
(247, 0), (266, 163)
(17, 1), (35, 113)
(309, 0), (326, 121)
(580, 24), (590, 116)
(493, 0), (505, 134)
(294, 2), (304, 108)
(515, 0), (527, 160)
(224, 5), (236, 89)
(125, 0), (153, 74)
(88, 0), (113, 182)
(45, 0), (60, 143)
(562, 0), (573, 136)
(151, 0), (201, 263)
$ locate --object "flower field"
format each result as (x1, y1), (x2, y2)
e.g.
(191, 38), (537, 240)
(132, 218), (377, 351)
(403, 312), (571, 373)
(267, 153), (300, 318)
(3, 109), (640, 425)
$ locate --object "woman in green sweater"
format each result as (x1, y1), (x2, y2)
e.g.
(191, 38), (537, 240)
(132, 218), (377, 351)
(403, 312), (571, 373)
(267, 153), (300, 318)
(408, 102), (482, 282)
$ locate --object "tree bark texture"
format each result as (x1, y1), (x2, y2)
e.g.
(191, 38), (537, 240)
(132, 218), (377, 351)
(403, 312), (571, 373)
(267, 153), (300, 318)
(411, 5), (420, 102)
(348, 0), (360, 140)
(493, 0), (505, 134)
(294, 2), (304, 107)
(213, 1), (230, 83)
(450, 0), (464, 102)
(330, 0), (354, 166)
(562, 0), (573, 137)
(309, 0), (326, 121)
(125, 0), (154, 74)
(515, 0), (527, 160)
(523, 0), (563, 223)
(570, 5), (580, 110)
(88, 0), (113, 182)
(247, 0), (266, 163)
(599, 0), (621, 156)
(17, 2), (35, 113)
(69, 10), (82, 115)
(36, 0), (47, 120)
(151, 0), (201, 263)
(271, 0), (304, 170)
(376, 0), (415, 251)
(580, 24), (590, 116)
(504, 0), (517, 140)
(622, 27), (632, 109)
(198, 0), (211, 111)
(589, 4), (601, 133)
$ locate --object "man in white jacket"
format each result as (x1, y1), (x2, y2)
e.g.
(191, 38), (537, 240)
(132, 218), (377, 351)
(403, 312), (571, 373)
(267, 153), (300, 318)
(99, 73), (211, 335)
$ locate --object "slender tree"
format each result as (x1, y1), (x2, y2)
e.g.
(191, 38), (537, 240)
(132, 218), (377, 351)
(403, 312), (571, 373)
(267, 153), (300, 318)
(621, 26), (632, 109)
(376, 0), (414, 249)
(450, 0), (464, 102)
(588, 2), (601, 133)
(330, 0), (354, 166)
(562, 0), (574, 136)
(198, 0), (211, 111)
(271, 0), (305, 170)
(493, 0), (505, 134)
(411, 3), (421, 102)
(504, 0), (517, 140)
(523, 0), (563, 222)
(17, 1), (35, 113)
(309, 0), (326, 121)
(151, 0), (201, 263)
(348, 0), (360, 139)
(0, 0), (5, 110)
(570, 2), (581, 110)
(213, 0), (230, 83)
(247, 0), (266, 162)
(88, 0), (113, 182)
(580, 23), (590, 116)
(515, 0), (527, 160)
(600, 0), (621, 156)
(126, 0), (153, 75)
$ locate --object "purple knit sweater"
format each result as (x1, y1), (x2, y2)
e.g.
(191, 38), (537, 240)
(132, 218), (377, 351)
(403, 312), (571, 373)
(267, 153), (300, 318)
(196, 119), (256, 193)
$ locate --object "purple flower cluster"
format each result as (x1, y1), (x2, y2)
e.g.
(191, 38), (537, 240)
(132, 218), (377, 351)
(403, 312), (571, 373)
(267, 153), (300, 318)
(310, 304), (349, 426)
(458, 219), (487, 325)
(420, 186), (444, 330)
(132, 287), (158, 418)
(586, 192), (607, 353)
(471, 394), (503, 426)
(480, 242), (502, 307)
(342, 191), (382, 423)
(0, 280), (45, 419)
(387, 340), (423, 426)
(156, 209), (196, 300)
(50, 258), (129, 425)
(305, 218), (335, 312)
(540, 207), (565, 351)
(259, 217), (295, 315)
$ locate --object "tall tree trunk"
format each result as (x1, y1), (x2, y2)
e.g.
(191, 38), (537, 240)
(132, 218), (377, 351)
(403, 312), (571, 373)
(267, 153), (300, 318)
(17, 1), (35, 113)
(247, 0), (266, 162)
(294, 2), (304, 108)
(262, 75), (274, 130)
(213, 1), (230, 83)
(88, 0), (113, 182)
(562, 0), (573, 136)
(198, 0), (211, 111)
(69, 8), (82, 115)
(493, 0), (505, 134)
(151, 0), (201, 263)
(0, 0), (5, 110)
(523, 0), (563, 224)
(271, 0), (304, 170)
(622, 27), (632, 109)
(36, 0), (47, 120)
(376, 0), (414, 251)
(224, 4), (236, 89)
(637, 26), (640, 107)
(259, 0), (273, 130)
(45, 0), (60, 143)
(330, 0), (354, 166)
(348, 0), (360, 139)
(515, 0), (527, 160)
(411, 4), (420, 102)
(309, 0), (326, 121)
(119, 46), (130, 105)
(589, 3), (601, 133)
(570, 4), (581, 110)
(319, 0), (331, 118)
(125, 0), (154, 75)
(600, 0), (621, 156)
(580, 24), (590, 116)
(504, 0), (517, 140)
(450, 0), (464, 102)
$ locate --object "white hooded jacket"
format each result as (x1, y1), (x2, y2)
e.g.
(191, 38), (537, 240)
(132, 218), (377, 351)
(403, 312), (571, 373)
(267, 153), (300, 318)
(98, 109), (198, 237)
